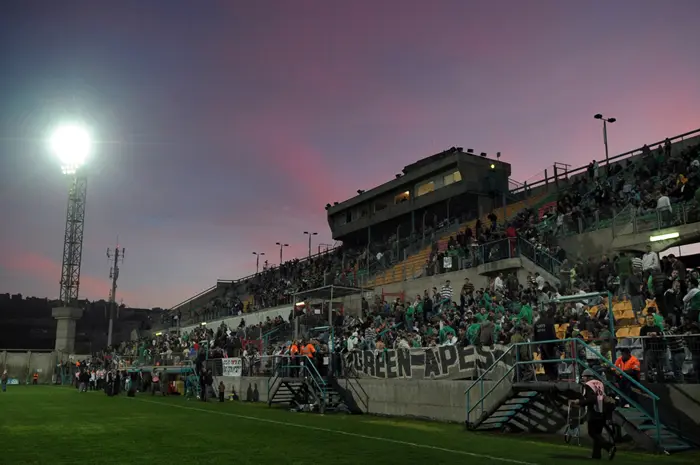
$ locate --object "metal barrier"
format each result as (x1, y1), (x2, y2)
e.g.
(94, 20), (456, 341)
(614, 334), (700, 383)
(426, 236), (562, 279)
(541, 200), (699, 239)
(465, 337), (664, 444)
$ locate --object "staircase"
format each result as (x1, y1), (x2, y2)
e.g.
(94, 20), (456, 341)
(470, 382), (579, 433)
(371, 192), (550, 287)
(614, 408), (693, 453)
(465, 338), (696, 453)
(267, 356), (364, 414)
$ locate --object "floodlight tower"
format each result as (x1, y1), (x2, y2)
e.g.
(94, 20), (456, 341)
(50, 123), (92, 355)
(106, 242), (125, 347)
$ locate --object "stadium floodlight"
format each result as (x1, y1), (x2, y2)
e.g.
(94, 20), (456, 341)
(49, 123), (93, 175)
(49, 122), (94, 308)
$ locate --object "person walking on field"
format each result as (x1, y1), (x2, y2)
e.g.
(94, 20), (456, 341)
(571, 369), (617, 460)
(1, 370), (8, 392)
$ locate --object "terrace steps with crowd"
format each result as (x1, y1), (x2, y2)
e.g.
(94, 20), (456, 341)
(370, 191), (552, 287)
(553, 298), (649, 340)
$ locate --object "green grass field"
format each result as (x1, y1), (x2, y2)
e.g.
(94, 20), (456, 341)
(0, 386), (698, 465)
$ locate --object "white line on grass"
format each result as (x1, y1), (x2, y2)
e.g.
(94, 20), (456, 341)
(130, 398), (540, 465)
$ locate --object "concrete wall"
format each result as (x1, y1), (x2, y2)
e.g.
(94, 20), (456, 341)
(217, 375), (510, 424)
(558, 218), (700, 259)
(0, 350), (56, 384)
(377, 255), (557, 297)
(178, 305), (294, 334)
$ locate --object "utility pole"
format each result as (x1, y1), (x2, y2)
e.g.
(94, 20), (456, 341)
(106, 240), (125, 347)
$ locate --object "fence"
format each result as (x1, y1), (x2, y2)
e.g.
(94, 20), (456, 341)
(544, 200), (699, 240)
(509, 128), (700, 195)
(419, 236), (562, 280)
(514, 334), (699, 384)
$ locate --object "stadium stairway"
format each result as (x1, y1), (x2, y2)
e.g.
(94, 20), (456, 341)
(467, 381), (580, 433)
(371, 191), (551, 287)
(465, 338), (696, 453)
(267, 357), (364, 414)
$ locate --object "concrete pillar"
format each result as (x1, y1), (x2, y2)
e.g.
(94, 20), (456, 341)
(52, 307), (83, 354)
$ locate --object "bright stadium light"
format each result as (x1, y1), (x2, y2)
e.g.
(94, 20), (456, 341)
(49, 123), (93, 174)
(48, 121), (95, 354)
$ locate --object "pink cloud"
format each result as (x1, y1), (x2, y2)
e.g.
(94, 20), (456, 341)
(1, 250), (136, 304)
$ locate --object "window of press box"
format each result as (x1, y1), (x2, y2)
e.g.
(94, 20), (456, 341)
(394, 191), (410, 204)
(416, 181), (435, 197)
(443, 170), (462, 186)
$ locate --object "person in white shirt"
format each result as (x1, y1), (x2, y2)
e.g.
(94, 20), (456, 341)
(641, 246), (660, 274)
(493, 273), (505, 295)
(535, 273), (545, 290)
(440, 280), (453, 303)
(656, 193), (672, 226)
(347, 332), (359, 351)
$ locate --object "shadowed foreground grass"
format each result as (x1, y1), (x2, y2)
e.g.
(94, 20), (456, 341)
(0, 386), (697, 465)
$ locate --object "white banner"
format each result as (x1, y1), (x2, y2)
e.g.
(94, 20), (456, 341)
(222, 357), (242, 377)
(443, 256), (453, 269)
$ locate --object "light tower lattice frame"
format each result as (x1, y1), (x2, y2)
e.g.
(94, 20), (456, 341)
(59, 172), (88, 306)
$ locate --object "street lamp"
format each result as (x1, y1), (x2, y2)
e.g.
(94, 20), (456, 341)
(275, 242), (289, 265)
(252, 251), (265, 274)
(593, 113), (617, 168)
(49, 122), (93, 354)
(303, 231), (317, 258)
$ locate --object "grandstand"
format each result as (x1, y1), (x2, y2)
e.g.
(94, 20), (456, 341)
(166, 127), (700, 332)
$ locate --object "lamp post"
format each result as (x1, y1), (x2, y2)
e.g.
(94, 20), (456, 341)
(252, 251), (265, 274)
(303, 231), (317, 258)
(275, 242), (289, 265)
(49, 123), (92, 354)
(594, 113), (617, 168)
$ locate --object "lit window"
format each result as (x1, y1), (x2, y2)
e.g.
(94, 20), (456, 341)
(416, 181), (435, 197)
(394, 191), (410, 204)
(444, 170), (462, 186)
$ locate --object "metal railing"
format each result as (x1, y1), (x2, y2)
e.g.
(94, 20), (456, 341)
(509, 128), (700, 195)
(465, 337), (663, 444)
(538, 200), (699, 240)
(266, 355), (328, 407)
(423, 236), (562, 280)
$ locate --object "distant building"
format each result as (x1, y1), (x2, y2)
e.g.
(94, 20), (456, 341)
(0, 294), (164, 352)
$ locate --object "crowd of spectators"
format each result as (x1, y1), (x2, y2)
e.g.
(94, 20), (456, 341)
(545, 138), (700, 236)
(100, 136), (700, 384)
(426, 206), (565, 277)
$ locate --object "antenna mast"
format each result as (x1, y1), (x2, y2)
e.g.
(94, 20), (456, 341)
(106, 239), (125, 347)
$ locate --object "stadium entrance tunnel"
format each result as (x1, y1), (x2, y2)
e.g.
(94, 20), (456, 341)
(465, 337), (697, 454)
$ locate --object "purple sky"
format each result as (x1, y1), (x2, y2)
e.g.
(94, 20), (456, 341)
(1, 0), (699, 309)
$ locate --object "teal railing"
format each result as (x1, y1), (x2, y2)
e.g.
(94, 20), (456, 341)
(266, 355), (328, 407)
(465, 337), (662, 446)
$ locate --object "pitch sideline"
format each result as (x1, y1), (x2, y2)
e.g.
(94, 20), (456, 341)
(130, 397), (540, 465)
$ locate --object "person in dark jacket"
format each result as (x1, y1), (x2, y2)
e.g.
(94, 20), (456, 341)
(534, 309), (558, 381)
(572, 369), (617, 460)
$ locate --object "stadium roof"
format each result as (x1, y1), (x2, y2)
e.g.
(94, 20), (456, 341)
(293, 284), (365, 302)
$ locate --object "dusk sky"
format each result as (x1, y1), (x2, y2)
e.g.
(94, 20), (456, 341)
(1, 1), (699, 309)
